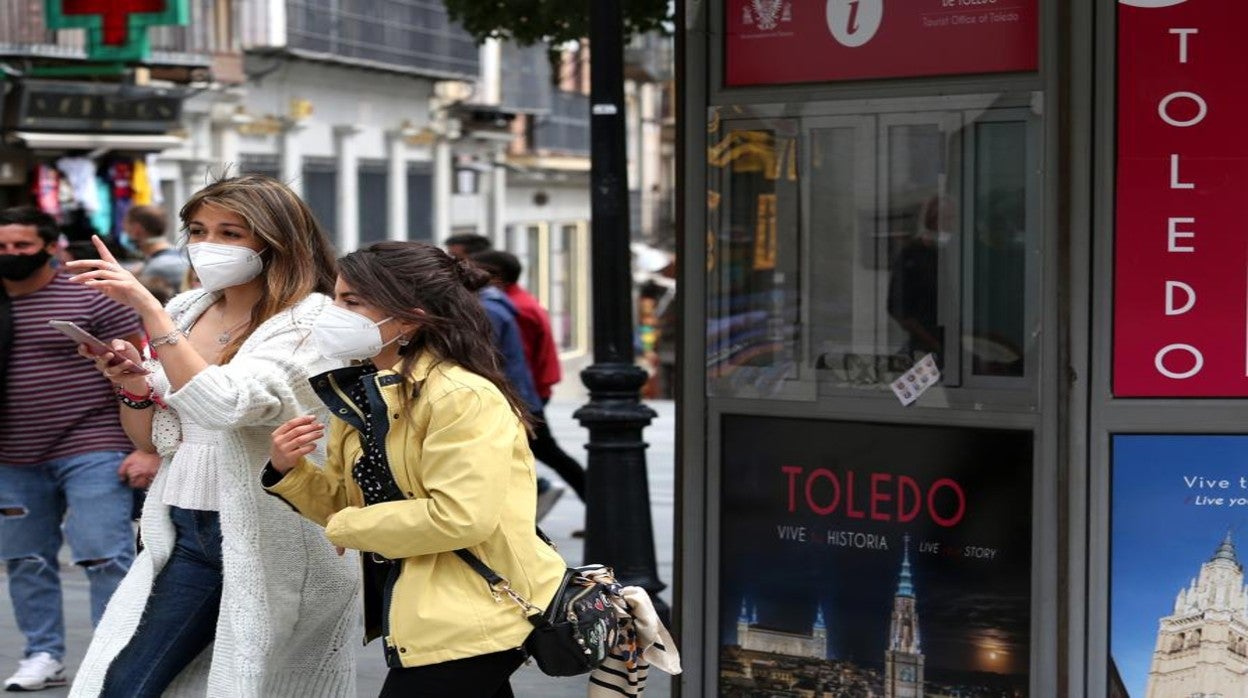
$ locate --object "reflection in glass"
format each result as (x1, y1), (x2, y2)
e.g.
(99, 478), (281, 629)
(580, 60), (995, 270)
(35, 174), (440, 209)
(808, 127), (857, 373)
(706, 127), (802, 397)
(971, 122), (1027, 377)
(885, 124), (957, 374)
(706, 95), (1040, 402)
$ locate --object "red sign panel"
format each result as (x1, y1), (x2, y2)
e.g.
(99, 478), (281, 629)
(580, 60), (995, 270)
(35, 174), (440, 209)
(44, 0), (189, 62)
(1114, 0), (1248, 397)
(61, 0), (166, 46)
(724, 0), (1039, 86)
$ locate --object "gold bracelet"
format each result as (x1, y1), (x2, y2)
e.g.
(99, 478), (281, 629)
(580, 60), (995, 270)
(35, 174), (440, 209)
(150, 328), (186, 349)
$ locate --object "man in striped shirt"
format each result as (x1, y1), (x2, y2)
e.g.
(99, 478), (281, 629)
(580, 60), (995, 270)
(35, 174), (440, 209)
(0, 207), (149, 691)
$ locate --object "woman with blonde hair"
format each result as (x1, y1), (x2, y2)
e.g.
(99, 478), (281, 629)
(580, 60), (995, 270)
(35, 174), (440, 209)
(64, 175), (359, 697)
(266, 242), (567, 697)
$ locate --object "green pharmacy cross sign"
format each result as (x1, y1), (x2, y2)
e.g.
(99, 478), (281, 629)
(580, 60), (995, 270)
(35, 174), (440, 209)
(45, 0), (190, 63)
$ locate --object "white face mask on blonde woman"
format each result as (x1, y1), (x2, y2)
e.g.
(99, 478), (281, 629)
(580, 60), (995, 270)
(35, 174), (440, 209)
(183, 203), (267, 292)
(186, 242), (262, 292)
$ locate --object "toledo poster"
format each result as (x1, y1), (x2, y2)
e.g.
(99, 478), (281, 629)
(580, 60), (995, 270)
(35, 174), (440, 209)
(1112, 435), (1248, 698)
(719, 416), (1032, 697)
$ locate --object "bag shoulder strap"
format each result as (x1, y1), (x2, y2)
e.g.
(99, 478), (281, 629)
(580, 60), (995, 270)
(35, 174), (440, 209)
(453, 532), (555, 627)
(453, 548), (505, 587)
(454, 524), (554, 587)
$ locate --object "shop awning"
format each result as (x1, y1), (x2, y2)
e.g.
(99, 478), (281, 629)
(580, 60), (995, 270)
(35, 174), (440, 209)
(8, 131), (185, 152)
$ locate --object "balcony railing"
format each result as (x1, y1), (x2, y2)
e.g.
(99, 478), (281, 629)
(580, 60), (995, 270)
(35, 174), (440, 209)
(500, 43), (552, 114)
(532, 90), (589, 157)
(284, 0), (478, 79)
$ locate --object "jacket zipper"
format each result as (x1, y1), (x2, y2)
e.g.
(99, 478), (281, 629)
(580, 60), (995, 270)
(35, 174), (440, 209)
(376, 378), (403, 666)
(344, 372), (404, 664)
(381, 562), (402, 666)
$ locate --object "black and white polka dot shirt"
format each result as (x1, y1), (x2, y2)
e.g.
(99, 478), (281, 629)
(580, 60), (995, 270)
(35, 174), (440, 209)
(343, 369), (405, 506)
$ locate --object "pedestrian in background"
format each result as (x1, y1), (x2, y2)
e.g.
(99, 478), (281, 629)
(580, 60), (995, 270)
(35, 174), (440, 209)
(64, 175), (359, 698)
(0, 207), (150, 691)
(477, 279), (569, 518)
(123, 205), (189, 295)
(50, 223), (166, 520)
(266, 241), (566, 698)
(472, 250), (587, 503)
(446, 236), (567, 518)
(444, 232), (491, 260)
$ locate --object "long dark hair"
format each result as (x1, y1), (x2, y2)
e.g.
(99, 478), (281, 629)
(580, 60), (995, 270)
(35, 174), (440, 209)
(337, 241), (532, 427)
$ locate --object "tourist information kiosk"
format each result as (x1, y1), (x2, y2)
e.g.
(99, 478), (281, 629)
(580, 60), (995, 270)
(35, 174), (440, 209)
(677, 2), (1248, 696)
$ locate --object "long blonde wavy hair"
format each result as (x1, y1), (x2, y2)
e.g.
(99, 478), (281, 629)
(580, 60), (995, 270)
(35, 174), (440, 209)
(179, 175), (337, 363)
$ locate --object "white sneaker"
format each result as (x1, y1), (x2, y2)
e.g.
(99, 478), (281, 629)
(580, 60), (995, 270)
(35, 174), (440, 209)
(4, 652), (66, 691)
(536, 485), (566, 522)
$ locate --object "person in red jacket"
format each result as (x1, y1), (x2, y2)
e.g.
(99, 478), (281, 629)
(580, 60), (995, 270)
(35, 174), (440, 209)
(471, 251), (586, 502)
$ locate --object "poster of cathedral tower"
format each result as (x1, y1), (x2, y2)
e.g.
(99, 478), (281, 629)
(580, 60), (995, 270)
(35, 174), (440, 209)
(1145, 532), (1248, 697)
(718, 417), (1032, 697)
(1111, 435), (1248, 698)
(885, 536), (925, 698)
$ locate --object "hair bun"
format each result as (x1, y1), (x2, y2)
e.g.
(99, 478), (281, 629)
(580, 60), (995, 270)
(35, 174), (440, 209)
(454, 258), (493, 292)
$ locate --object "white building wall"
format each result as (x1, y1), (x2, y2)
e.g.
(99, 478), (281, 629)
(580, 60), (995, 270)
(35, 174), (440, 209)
(151, 88), (242, 236)
(237, 61), (435, 161)
(223, 57), (443, 250)
(449, 193), (482, 231)
(504, 179), (591, 225)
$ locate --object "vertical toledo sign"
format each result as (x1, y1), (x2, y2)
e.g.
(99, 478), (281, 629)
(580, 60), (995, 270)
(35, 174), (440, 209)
(1114, 0), (1248, 396)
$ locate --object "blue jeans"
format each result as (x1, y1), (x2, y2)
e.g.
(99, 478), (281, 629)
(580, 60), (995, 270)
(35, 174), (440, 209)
(0, 451), (135, 661)
(101, 507), (222, 698)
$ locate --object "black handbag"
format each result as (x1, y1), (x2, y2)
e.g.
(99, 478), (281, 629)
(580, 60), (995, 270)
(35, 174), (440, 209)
(455, 549), (619, 677)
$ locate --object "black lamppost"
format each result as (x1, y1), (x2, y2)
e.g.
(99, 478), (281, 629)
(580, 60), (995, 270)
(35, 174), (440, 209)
(575, 0), (668, 620)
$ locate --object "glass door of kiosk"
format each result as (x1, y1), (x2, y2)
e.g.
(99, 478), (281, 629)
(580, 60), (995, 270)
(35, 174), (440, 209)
(696, 91), (1049, 698)
(707, 94), (1043, 407)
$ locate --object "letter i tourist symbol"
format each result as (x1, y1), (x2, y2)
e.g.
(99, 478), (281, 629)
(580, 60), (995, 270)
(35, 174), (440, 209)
(827, 0), (883, 48)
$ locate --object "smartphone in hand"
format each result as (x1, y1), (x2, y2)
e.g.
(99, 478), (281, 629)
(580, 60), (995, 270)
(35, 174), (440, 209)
(48, 320), (150, 375)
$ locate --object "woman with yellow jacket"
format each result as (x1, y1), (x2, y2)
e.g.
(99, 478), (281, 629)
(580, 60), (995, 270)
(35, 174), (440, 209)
(264, 241), (567, 697)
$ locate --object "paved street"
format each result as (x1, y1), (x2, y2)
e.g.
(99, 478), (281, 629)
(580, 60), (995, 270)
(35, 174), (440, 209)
(0, 398), (676, 697)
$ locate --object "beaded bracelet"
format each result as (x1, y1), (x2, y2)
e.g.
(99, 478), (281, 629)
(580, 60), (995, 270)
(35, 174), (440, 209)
(116, 386), (155, 410)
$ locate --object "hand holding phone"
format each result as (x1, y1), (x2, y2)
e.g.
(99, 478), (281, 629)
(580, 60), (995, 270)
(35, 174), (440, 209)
(48, 320), (150, 376)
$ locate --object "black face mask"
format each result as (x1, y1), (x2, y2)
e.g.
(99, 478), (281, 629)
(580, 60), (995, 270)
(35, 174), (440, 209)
(0, 250), (52, 281)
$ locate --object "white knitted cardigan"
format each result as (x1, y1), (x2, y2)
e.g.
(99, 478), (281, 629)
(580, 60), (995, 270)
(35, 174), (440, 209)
(70, 290), (362, 698)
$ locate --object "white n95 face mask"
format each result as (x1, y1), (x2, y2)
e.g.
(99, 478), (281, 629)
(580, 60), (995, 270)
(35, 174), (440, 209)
(312, 304), (398, 361)
(186, 242), (264, 292)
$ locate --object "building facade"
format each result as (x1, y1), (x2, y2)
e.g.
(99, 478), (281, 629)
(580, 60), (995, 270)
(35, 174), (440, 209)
(465, 34), (676, 397)
(0, 0), (477, 253)
(227, 0), (478, 252)
(735, 601), (827, 660)
(0, 0), (239, 233)
(1, 2), (676, 404)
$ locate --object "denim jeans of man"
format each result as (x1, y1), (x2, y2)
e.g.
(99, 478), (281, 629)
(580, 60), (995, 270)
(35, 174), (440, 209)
(0, 450), (135, 661)
(100, 506), (222, 698)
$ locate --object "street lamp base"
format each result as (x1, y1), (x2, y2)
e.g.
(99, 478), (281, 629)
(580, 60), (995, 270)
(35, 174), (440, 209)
(575, 362), (669, 622)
